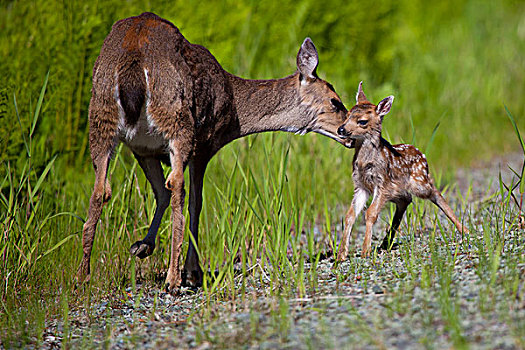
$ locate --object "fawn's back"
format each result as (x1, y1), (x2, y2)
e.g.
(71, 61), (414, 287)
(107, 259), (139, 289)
(380, 143), (434, 199)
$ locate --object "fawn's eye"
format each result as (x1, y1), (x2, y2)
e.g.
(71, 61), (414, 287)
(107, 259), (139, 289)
(357, 119), (368, 126)
(331, 98), (346, 112)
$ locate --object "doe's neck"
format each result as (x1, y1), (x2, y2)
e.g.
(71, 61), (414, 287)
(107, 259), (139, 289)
(226, 72), (315, 138)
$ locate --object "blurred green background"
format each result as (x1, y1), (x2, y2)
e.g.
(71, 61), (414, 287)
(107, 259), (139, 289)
(2, 0), (524, 171)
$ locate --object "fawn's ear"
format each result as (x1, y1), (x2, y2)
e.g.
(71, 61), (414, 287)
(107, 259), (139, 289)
(356, 81), (369, 104)
(297, 37), (319, 81)
(376, 96), (394, 118)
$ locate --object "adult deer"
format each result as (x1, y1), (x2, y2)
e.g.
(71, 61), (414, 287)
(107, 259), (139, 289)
(336, 82), (469, 260)
(77, 12), (348, 291)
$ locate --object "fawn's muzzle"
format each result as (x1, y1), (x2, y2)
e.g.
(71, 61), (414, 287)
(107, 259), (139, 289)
(337, 125), (349, 138)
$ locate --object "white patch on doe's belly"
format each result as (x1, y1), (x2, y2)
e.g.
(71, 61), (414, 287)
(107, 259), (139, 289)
(115, 67), (168, 156)
(118, 108), (168, 155)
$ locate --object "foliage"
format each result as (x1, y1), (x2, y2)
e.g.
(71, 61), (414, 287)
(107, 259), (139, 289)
(1, 0), (524, 170)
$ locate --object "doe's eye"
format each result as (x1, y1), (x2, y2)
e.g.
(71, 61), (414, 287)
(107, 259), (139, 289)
(330, 98), (346, 112)
(357, 119), (368, 126)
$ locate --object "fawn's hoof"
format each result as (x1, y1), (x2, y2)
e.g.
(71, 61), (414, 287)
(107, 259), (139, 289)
(182, 267), (203, 288)
(378, 241), (400, 252)
(336, 252), (348, 263)
(129, 240), (155, 259)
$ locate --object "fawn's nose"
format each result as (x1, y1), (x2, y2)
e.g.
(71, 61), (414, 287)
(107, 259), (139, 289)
(337, 125), (349, 137)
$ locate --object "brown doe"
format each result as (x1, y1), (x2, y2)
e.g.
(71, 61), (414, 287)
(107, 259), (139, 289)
(78, 12), (348, 291)
(336, 82), (469, 260)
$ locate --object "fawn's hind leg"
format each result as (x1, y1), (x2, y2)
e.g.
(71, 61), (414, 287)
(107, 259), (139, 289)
(380, 196), (412, 251)
(430, 190), (469, 234)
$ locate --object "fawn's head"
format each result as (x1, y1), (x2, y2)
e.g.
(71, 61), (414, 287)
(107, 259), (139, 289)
(295, 38), (348, 140)
(337, 82), (394, 144)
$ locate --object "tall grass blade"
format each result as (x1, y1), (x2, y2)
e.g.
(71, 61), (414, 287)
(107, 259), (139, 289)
(13, 94), (29, 158)
(505, 105), (525, 155)
(504, 106), (525, 198)
(30, 155), (57, 198)
(31, 71), (49, 138)
(425, 121), (441, 154)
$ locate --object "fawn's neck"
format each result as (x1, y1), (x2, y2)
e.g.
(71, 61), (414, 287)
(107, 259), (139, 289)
(353, 135), (385, 163)
(226, 72), (315, 138)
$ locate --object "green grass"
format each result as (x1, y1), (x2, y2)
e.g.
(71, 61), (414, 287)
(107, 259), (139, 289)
(1, 0), (525, 348)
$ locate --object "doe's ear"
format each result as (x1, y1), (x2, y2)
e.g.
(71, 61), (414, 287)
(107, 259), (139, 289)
(297, 37), (319, 81)
(376, 96), (394, 118)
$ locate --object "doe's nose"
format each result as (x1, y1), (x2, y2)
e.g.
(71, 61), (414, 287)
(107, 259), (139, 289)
(337, 125), (349, 137)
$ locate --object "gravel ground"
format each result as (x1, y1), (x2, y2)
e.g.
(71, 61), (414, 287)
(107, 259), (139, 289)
(39, 153), (525, 349)
(43, 240), (525, 349)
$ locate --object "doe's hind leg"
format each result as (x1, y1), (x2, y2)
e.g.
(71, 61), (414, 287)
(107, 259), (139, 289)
(164, 140), (191, 293)
(77, 152), (113, 284)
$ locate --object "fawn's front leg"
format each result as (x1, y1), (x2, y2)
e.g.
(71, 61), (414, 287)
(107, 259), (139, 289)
(338, 188), (368, 261)
(362, 192), (387, 257)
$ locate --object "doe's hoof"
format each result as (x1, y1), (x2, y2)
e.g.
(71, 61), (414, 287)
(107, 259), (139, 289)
(164, 282), (182, 296)
(165, 270), (182, 295)
(129, 240), (155, 259)
(182, 268), (203, 288)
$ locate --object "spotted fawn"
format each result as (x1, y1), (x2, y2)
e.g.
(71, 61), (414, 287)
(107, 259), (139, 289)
(336, 82), (469, 260)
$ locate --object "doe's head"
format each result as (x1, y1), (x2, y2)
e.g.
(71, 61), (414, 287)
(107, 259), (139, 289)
(337, 82), (394, 143)
(295, 38), (348, 141)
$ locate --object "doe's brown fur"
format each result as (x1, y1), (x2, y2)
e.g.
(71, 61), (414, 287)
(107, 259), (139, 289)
(336, 82), (469, 260)
(78, 12), (348, 291)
